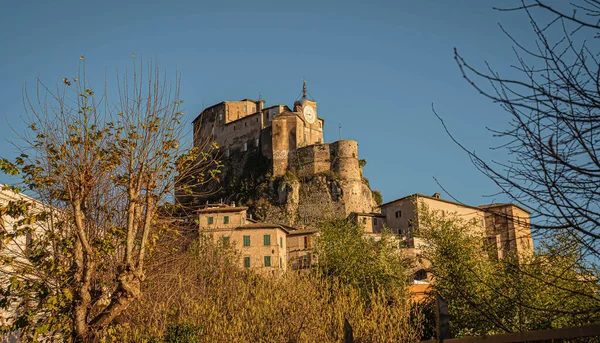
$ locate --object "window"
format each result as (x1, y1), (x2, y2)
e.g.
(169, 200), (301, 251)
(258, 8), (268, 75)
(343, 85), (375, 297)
(264, 234), (271, 246)
(244, 105), (247, 112)
(222, 236), (230, 247)
(207, 216), (214, 225)
(244, 122), (247, 127)
(219, 112), (223, 121)
(362, 217), (367, 224)
(264, 256), (271, 267)
(372, 218), (378, 225)
(280, 257), (283, 268)
(224, 216), (229, 224)
(304, 133), (307, 142)
(280, 237), (283, 248)
(303, 236), (311, 249)
(243, 143), (247, 152)
(255, 138), (259, 147)
(225, 148), (230, 158)
(395, 210), (402, 218)
(243, 235), (250, 247)
(317, 137), (322, 143)
(244, 256), (250, 268)
(318, 122), (322, 128)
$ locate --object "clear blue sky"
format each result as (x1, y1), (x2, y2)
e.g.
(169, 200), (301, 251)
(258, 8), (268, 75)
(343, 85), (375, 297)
(0, 0), (543, 207)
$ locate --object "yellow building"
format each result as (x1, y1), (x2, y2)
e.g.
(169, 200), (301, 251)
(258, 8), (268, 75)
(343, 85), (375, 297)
(197, 204), (316, 272)
(378, 193), (534, 261)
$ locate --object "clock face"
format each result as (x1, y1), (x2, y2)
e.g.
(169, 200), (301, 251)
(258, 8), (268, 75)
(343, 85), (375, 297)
(303, 105), (316, 124)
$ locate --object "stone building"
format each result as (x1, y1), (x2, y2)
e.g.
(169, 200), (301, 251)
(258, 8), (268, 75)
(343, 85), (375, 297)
(376, 193), (534, 261)
(191, 81), (367, 179)
(196, 203), (316, 272)
(189, 81), (377, 216)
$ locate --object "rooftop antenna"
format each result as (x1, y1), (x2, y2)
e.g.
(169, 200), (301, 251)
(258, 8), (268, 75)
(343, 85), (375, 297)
(258, 91), (262, 101)
(338, 123), (342, 141)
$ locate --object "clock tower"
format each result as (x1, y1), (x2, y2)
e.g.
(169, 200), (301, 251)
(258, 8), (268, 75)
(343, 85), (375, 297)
(294, 80), (318, 123)
(293, 80), (324, 147)
(271, 80), (325, 176)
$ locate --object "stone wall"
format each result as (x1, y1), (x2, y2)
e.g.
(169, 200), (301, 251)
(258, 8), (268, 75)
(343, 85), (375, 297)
(193, 101), (285, 156)
(272, 113), (299, 176)
(294, 140), (361, 181)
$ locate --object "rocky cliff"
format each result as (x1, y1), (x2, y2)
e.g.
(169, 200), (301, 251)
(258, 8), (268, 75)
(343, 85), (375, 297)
(191, 146), (380, 228)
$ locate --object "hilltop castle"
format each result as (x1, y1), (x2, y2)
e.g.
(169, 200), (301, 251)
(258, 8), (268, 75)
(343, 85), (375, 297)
(192, 81), (362, 180)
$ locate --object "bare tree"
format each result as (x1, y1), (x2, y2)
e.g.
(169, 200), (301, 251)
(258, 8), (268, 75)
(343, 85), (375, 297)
(0, 57), (219, 341)
(437, 0), (600, 259)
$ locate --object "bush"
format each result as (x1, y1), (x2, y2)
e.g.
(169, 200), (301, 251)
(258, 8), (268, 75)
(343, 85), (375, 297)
(110, 235), (423, 342)
(372, 190), (383, 206)
(164, 323), (200, 343)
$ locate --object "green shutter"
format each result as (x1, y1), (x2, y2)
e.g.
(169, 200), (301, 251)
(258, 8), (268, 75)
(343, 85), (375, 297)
(280, 257), (282, 268)
(224, 216), (229, 224)
(244, 256), (250, 268)
(280, 237), (283, 248)
(222, 236), (229, 247)
(264, 234), (270, 246)
(208, 216), (213, 224)
(264, 256), (271, 267)
(243, 235), (250, 246)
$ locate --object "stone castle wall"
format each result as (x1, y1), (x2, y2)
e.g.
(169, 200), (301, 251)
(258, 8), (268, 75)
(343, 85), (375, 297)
(294, 140), (361, 180)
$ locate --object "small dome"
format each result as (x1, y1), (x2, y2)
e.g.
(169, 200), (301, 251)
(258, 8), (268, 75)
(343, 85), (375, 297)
(296, 96), (309, 106)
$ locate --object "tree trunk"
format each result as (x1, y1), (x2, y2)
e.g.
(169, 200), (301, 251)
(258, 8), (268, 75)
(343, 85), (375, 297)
(89, 269), (143, 332)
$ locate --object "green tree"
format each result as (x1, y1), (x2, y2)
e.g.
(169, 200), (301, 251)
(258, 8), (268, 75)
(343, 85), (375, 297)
(0, 57), (219, 342)
(315, 218), (411, 296)
(415, 202), (600, 338)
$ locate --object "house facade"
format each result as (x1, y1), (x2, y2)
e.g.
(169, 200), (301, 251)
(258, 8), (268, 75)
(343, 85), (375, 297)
(197, 204), (316, 272)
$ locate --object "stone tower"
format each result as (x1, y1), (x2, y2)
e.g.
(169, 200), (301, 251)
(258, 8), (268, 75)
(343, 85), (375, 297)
(271, 81), (325, 176)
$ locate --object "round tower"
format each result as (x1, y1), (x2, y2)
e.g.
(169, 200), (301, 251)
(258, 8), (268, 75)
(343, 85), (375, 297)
(331, 140), (360, 180)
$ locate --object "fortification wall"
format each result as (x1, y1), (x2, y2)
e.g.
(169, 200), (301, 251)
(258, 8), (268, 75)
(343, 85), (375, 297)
(294, 140), (361, 180)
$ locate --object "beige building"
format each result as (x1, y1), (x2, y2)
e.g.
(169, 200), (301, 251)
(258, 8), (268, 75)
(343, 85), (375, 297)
(0, 188), (55, 342)
(196, 204), (316, 272)
(190, 81), (366, 179)
(377, 193), (534, 261)
(192, 81), (324, 175)
(348, 212), (386, 235)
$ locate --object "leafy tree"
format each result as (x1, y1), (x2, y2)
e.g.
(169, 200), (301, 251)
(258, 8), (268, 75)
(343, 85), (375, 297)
(415, 202), (600, 338)
(0, 57), (219, 341)
(315, 218), (410, 296)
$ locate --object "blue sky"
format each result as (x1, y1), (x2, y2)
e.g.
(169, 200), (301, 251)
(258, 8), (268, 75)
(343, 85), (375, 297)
(0, 0), (545, 207)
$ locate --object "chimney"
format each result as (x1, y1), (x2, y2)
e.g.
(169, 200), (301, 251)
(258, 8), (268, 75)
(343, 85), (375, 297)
(230, 201), (235, 208)
(432, 192), (441, 199)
